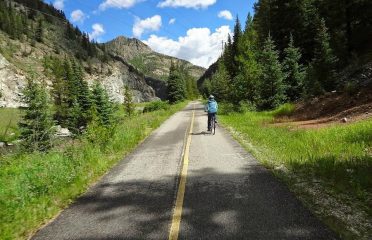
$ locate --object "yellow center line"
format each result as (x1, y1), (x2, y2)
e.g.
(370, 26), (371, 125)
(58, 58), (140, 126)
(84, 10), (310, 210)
(168, 104), (195, 240)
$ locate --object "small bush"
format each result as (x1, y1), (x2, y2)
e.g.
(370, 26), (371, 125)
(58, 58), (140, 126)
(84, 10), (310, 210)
(143, 100), (169, 113)
(218, 102), (236, 115)
(219, 101), (256, 115)
(272, 103), (296, 117)
(238, 101), (256, 113)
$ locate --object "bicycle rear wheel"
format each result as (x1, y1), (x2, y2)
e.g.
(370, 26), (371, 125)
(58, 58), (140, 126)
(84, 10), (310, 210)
(212, 116), (216, 135)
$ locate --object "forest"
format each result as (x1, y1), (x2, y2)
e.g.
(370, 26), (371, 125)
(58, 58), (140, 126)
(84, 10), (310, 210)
(199, 0), (372, 110)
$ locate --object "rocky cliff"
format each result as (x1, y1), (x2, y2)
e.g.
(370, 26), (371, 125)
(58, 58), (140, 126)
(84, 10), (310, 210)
(0, 0), (205, 108)
(106, 36), (206, 81)
(0, 30), (157, 108)
(0, 53), (26, 108)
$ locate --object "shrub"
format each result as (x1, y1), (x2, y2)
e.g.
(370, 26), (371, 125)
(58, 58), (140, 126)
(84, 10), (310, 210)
(272, 103), (296, 117)
(143, 101), (169, 113)
(219, 102), (236, 115)
(238, 100), (256, 113)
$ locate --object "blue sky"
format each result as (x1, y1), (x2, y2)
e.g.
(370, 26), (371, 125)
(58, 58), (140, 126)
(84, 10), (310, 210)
(45, 0), (256, 68)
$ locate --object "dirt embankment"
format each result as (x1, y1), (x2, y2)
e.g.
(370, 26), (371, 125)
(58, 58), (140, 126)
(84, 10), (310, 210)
(274, 87), (372, 129)
(274, 60), (372, 128)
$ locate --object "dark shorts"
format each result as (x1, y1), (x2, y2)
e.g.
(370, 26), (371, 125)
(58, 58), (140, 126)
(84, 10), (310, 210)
(207, 112), (216, 130)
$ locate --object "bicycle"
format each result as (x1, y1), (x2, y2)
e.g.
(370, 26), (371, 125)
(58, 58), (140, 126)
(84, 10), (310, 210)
(209, 115), (216, 135)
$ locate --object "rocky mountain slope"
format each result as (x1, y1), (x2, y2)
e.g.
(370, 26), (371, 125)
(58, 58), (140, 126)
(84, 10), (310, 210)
(106, 36), (206, 81)
(0, 0), (205, 107)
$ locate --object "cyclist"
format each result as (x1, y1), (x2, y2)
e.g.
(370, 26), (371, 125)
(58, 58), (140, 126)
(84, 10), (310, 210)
(205, 95), (218, 131)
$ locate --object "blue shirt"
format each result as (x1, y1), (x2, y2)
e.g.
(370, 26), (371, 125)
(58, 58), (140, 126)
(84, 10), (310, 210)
(206, 100), (218, 113)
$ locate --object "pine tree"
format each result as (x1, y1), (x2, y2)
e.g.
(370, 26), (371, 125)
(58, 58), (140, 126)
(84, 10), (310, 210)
(258, 35), (286, 109)
(123, 85), (135, 117)
(67, 99), (81, 134)
(234, 13), (260, 104)
(231, 16), (243, 77)
(18, 80), (54, 152)
(211, 61), (230, 101)
(167, 62), (185, 103)
(50, 58), (69, 126)
(311, 18), (338, 92)
(223, 35), (234, 79)
(73, 61), (92, 128)
(283, 34), (305, 101)
(92, 82), (115, 126)
(35, 18), (44, 43)
(201, 79), (212, 98)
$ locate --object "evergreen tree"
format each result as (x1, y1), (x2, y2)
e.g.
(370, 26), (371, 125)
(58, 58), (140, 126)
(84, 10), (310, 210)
(123, 85), (135, 117)
(200, 79), (212, 98)
(234, 13), (261, 103)
(66, 99), (81, 134)
(48, 57), (69, 126)
(258, 35), (286, 109)
(167, 62), (185, 103)
(35, 18), (44, 43)
(231, 16), (243, 78)
(211, 61), (230, 102)
(73, 61), (92, 128)
(223, 35), (234, 79)
(283, 34), (305, 101)
(311, 18), (338, 92)
(18, 80), (54, 152)
(91, 82), (115, 126)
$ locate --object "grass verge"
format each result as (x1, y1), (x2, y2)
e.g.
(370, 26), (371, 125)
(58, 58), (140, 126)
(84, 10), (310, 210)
(0, 108), (22, 143)
(0, 101), (187, 240)
(220, 109), (372, 240)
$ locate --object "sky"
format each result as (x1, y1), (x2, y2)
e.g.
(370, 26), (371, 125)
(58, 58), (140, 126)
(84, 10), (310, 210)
(45, 0), (256, 68)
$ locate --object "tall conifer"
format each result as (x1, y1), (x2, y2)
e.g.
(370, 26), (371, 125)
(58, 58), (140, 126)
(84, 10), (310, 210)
(258, 35), (286, 109)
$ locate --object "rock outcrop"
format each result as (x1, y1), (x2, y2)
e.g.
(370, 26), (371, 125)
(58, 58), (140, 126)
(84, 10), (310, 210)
(0, 53), (26, 108)
(106, 36), (206, 81)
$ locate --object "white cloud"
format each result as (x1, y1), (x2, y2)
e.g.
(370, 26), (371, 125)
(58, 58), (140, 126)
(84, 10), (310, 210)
(53, 0), (64, 10)
(99, 0), (143, 10)
(70, 10), (86, 23)
(218, 10), (233, 20)
(169, 18), (176, 25)
(133, 15), (162, 39)
(89, 23), (105, 41)
(158, 0), (216, 9)
(144, 25), (232, 68)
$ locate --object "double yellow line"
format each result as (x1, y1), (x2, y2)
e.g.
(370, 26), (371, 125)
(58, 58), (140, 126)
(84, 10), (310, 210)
(168, 105), (195, 240)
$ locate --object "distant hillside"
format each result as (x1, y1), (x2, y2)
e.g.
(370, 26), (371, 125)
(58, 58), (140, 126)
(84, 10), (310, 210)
(0, 0), (160, 107)
(105, 36), (206, 81)
(0, 0), (205, 107)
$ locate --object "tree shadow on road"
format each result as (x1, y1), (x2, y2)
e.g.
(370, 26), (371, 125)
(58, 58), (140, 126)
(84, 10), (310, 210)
(33, 166), (339, 240)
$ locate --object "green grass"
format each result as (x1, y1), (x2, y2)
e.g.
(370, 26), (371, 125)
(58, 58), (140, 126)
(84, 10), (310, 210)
(272, 103), (296, 117)
(220, 110), (372, 199)
(220, 108), (372, 239)
(0, 101), (187, 240)
(0, 108), (22, 142)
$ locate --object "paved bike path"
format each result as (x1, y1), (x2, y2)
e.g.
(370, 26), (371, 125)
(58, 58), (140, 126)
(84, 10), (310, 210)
(179, 102), (338, 239)
(32, 102), (339, 239)
(32, 103), (194, 240)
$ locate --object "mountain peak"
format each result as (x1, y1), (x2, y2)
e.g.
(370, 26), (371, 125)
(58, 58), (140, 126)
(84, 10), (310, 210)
(109, 36), (151, 51)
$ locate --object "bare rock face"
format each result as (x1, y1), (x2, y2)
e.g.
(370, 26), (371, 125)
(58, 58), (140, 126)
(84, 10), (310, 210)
(88, 60), (158, 103)
(0, 53), (26, 108)
(105, 36), (206, 80)
(106, 36), (153, 60)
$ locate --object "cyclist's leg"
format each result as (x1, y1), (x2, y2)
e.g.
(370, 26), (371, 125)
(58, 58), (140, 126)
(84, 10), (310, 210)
(207, 113), (211, 131)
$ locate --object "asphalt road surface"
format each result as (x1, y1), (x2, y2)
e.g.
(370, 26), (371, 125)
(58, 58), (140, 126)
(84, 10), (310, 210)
(32, 102), (339, 240)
